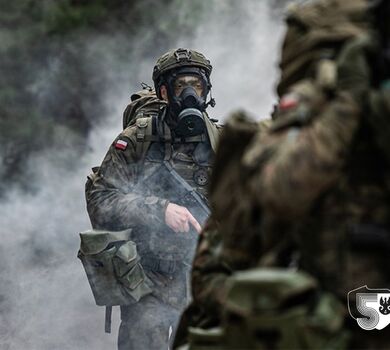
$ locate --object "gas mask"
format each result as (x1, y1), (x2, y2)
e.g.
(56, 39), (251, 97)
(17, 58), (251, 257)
(165, 69), (211, 137)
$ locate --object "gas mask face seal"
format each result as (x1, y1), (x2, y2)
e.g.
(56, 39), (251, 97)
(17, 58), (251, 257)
(165, 69), (210, 137)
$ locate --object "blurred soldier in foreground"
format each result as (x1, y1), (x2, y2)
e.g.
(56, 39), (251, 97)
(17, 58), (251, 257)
(175, 0), (390, 348)
(83, 48), (221, 350)
(173, 113), (272, 347)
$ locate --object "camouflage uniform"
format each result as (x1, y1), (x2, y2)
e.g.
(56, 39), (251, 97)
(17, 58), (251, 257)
(176, 1), (390, 348)
(86, 49), (220, 350)
(246, 52), (390, 349)
(246, 0), (390, 332)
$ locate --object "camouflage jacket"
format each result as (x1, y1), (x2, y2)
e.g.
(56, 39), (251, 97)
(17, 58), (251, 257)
(86, 107), (220, 274)
(244, 80), (390, 350)
(244, 79), (390, 299)
(176, 84), (390, 348)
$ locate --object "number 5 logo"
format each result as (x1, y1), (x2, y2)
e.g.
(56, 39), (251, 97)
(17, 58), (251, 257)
(355, 293), (379, 330)
(348, 286), (390, 331)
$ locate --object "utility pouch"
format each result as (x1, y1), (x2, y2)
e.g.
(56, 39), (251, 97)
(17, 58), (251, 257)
(78, 229), (152, 307)
(218, 268), (350, 350)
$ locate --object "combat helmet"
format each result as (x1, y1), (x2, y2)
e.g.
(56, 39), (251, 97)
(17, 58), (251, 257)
(152, 48), (213, 100)
(277, 0), (371, 96)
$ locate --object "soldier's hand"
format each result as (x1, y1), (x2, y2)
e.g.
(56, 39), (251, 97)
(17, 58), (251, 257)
(165, 203), (202, 234)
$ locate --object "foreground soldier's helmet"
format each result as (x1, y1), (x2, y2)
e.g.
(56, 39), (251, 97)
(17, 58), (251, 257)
(276, 0), (370, 97)
(152, 48), (213, 100)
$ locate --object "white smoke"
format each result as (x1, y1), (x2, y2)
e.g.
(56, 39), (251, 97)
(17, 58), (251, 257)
(187, 0), (284, 120)
(0, 1), (285, 349)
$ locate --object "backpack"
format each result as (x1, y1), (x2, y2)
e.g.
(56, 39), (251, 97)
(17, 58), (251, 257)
(122, 87), (167, 129)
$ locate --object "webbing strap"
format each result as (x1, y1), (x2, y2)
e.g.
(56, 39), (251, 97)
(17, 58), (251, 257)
(172, 134), (206, 143)
(164, 123), (172, 161)
(105, 306), (112, 333)
(135, 114), (220, 161)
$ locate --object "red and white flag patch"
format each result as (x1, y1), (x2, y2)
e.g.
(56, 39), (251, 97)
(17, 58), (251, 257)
(279, 93), (299, 111)
(115, 139), (128, 150)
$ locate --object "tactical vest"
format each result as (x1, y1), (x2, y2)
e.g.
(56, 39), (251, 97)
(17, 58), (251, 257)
(123, 99), (221, 314)
(128, 111), (218, 274)
(135, 114), (214, 196)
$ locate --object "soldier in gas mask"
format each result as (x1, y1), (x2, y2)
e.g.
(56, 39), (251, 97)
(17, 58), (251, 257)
(84, 48), (221, 349)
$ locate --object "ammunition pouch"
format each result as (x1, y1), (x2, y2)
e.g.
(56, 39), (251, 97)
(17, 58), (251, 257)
(78, 229), (152, 306)
(224, 268), (349, 349)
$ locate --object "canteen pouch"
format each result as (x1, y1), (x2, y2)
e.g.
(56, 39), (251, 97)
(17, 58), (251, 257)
(78, 229), (152, 306)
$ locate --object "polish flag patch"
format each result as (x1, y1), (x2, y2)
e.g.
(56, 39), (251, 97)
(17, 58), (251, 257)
(279, 93), (299, 111)
(115, 139), (128, 150)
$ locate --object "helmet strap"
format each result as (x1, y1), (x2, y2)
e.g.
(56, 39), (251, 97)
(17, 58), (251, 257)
(206, 88), (216, 108)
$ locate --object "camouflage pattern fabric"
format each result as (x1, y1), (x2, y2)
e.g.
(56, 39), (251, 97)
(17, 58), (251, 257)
(277, 0), (369, 96)
(118, 295), (181, 349)
(249, 48), (390, 350)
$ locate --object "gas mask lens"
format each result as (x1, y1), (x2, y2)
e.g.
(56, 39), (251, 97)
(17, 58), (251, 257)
(173, 75), (204, 97)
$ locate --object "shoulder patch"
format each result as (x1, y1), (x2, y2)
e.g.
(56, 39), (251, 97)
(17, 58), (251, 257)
(279, 93), (299, 111)
(115, 139), (128, 150)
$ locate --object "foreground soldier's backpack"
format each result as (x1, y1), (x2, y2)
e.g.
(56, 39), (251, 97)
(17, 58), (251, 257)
(173, 113), (271, 350)
(208, 111), (271, 270)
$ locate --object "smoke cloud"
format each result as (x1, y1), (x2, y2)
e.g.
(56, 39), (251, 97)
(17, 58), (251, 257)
(0, 1), (285, 349)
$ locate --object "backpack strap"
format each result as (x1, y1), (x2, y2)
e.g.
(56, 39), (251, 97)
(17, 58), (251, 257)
(135, 117), (153, 160)
(135, 115), (167, 160)
(204, 113), (221, 153)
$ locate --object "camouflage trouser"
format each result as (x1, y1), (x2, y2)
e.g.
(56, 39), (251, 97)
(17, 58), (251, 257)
(118, 295), (181, 350)
(118, 266), (190, 350)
